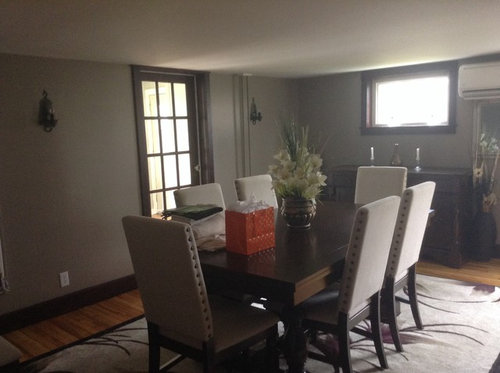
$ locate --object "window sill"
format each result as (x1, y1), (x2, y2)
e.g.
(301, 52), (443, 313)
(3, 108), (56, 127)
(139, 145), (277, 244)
(361, 125), (456, 136)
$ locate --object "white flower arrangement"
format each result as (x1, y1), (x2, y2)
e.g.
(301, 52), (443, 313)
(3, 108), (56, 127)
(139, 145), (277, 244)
(268, 120), (327, 200)
(474, 132), (500, 212)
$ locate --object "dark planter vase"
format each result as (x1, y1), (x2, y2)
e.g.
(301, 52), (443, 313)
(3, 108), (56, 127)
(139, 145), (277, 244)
(471, 211), (497, 261)
(280, 198), (316, 229)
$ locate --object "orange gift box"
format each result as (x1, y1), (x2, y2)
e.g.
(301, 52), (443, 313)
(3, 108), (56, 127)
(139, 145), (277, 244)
(225, 207), (275, 255)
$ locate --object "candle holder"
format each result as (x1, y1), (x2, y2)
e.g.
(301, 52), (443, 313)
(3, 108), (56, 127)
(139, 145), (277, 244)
(415, 147), (421, 171)
(390, 143), (402, 166)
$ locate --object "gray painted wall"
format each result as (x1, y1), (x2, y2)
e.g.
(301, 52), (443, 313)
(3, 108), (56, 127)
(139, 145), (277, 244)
(297, 72), (476, 174)
(297, 72), (500, 241)
(248, 77), (299, 177)
(0, 55), (298, 316)
(0, 54), (142, 315)
(0, 52), (481, 317)
(210, 74), (239, 205)
(210, 74), (298, 208)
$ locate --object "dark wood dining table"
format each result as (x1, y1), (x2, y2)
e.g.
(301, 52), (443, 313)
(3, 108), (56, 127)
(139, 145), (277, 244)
(199, 200), (357, 372)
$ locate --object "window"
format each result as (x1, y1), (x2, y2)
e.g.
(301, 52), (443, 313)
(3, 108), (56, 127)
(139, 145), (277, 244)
(132, 66), (213, 217)
(361, 61), (458, 135)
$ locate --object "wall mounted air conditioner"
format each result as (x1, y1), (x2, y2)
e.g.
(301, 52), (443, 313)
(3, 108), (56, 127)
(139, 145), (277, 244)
(458, 62), (500, 100)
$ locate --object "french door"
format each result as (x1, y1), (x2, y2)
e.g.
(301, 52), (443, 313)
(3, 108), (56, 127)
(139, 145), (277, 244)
(132, 66), (212, 217)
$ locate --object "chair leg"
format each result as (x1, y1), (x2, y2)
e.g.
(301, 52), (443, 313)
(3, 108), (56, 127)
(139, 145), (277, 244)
(408, 265), (423, 329)
(265, 326), (280, 373)
(383, 281), (403, 352)
(147, 322), (160, 373)
(202, 341), (216, 373)
(370, 293), (388, 369)
(337, 313), (352, 373)
(309, 328), (318, 343)
(202, 361), (215, 373)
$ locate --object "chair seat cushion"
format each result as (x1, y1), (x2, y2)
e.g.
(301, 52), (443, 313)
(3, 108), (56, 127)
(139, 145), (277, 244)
(301, 285), (341, 325)
(0, 336), (22, 366)
(210, 295), (280, 352)
(395, 269), (408, 283)
(300, 283), (340, 308)
(159, 295), (279, 352)
(301, 283), (369, 325)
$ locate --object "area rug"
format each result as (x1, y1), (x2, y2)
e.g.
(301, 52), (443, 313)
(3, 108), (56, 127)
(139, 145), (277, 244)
(20, 275), (500, 373)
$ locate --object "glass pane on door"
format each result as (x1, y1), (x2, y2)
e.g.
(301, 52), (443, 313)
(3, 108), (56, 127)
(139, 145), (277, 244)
(165, 190), (176, 210)
(163, 155), (178, 188)
(160, 119), (175, 153)
(142, 81), (157, 117)
(150, 191), (164, 216)
(178, 153), (192, 186)
(174, 83), (187, 116)
(147, 156), (163, 190)
(158, 82), (173, 117)
(144, 120), (160, 154)
(135, 68), (200, 216)
(176, 119), (190, 152)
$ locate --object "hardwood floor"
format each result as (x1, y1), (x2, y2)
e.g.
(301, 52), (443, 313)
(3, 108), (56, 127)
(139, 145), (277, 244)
(3, 258), (500, 364)
(3, 289), (144, 363)
(417, 258), (500, 287)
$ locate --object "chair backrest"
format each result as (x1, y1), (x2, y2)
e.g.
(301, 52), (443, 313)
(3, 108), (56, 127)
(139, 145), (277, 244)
(174, 183), (226, 209)
(338, 196), (400, 316)
(234, 174), (278, 208)
(386, 181), (436, 281)
(122, 216), (213, 346)
(354, 166), (407, 205)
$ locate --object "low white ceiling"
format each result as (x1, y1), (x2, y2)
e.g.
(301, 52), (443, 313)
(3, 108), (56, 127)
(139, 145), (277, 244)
(1, 0), (500, 78)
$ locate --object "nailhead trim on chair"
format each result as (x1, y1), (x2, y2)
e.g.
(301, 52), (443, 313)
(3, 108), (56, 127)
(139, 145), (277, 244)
(387, 191), (410, 276)
(339, 210), (367, 314)
(185, 226), (213, 339)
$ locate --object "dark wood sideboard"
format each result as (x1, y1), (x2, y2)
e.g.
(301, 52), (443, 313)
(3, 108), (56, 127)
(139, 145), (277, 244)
(326, 165), (474, 268)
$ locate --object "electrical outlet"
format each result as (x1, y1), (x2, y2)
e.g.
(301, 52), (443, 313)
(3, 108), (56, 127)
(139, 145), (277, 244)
(59, 271), (70, 287)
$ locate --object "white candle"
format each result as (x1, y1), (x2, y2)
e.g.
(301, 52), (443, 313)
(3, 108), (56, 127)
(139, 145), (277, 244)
(370, 147), (374, 160)
(416, 147), (420, 161)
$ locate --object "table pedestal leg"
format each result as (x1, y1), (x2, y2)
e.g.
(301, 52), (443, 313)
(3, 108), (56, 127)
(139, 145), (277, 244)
(282, 306), (308, 373)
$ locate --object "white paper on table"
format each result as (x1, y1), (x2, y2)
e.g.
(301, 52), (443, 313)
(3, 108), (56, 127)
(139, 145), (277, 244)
(227, 194), (271, 213)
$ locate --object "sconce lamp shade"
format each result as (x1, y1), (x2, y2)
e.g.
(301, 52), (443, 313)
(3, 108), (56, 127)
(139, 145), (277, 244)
(250, 97), (262, 125)
(38, 90), (58, 132)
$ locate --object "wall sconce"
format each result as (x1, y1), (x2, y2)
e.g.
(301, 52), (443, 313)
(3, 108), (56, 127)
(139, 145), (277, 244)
(249, 97), (262, 125)
(38, 90), (58, 132)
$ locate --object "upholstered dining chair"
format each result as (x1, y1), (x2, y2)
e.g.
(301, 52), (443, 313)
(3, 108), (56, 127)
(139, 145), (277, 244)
(234, 174), (278, 208)
(382, 181), (436, 352)
(301, 196), (400, 373)
(174, 183), (226, 209)
(122, 216), (279, 373)
(354, 166), (407, 205)
(0, 336), (21, 373)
